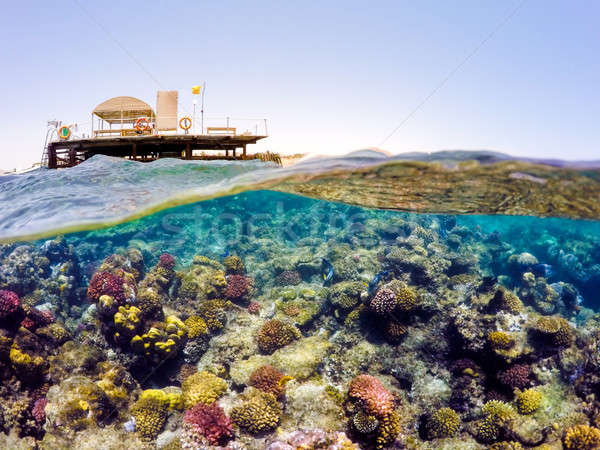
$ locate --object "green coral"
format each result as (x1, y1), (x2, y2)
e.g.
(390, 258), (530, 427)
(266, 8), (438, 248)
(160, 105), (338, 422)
(223, 255), (245, 274)
(328, 281), (363, 310)
(181, 370), (228, 408)
(426, 407), (461, 439)
(230, 388), (282, 433)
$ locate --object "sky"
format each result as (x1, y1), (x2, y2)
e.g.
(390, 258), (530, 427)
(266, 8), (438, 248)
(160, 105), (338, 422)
(0, 0), (598, 170)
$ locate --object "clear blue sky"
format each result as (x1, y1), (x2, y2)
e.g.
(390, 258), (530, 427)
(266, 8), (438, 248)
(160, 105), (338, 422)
(1, 1), (598, 169)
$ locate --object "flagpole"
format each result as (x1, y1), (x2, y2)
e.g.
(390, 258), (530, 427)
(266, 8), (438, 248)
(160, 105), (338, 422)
(201, 82), (205, 135)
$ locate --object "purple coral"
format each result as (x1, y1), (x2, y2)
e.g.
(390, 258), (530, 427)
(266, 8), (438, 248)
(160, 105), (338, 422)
(0, 290), (20, 319)
(31, 397), (47, 424)
(275, 270), (302, 286)
(498, 364), (531, 389)
(21, 307), (54, 331)
(158, 253), (176, 271)
(369, 288), (397, 316)
(225, 274), (249, 301)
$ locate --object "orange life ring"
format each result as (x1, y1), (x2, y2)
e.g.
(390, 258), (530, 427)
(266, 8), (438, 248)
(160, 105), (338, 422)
(135, 117), (151, 132)
(58, 126), (71, 140)
(179, 117), (192, 131)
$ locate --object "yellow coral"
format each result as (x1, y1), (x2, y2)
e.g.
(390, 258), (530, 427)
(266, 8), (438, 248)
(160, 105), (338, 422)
(516, 388), (542, 415)
(129, 315), (187, 359)
(478, 400), (516, 442)
(131, 394), (169, 441)
(9, 346), (46, 376)
(533, 316), (574, 346)
(181, 370), (228, 408)
(563, 424), (600, 449)
(184, 315), (208, 339)
(198, 299), (229, 332)
(113, 305), (142, 337)
(375, 411), (401, 449)
(138, 389), (183, 411)
(488, 442), (524, 449)
(230, 388), (282, 434)
(426, 407), (461, 439)
(488, 331), (515, 350)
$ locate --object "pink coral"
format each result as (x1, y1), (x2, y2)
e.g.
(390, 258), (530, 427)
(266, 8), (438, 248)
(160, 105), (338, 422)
(182, 403), (234, 446)
(225, 275), (249, 301)
(0, 290), (20, 319)
(369, 288), (397, 316)
(87, 271), (127, 303)
(247, 301), (261, 315)
(21, 308), (54, 331)
(32, 397), (47, 424)
(498, 364), (531, 389)
(348, 374), (395, 418)
(158, 253), (176, 270)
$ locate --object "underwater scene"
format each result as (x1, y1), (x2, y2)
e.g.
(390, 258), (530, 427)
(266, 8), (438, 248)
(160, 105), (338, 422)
(2, 156), (600, 449)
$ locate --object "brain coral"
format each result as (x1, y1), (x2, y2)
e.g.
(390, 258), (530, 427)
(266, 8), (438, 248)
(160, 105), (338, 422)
(348, 374), (395, 418)
(0, 290), (20, 319)
(182, 371), (228, 409)
(182, 402), (233, 447)
(516, 388), (542, 414)
(426, 407), (461, 439)
(563, 424), (600, 449)
(369, 288), (397, 316)
(256, 319), (301, 354)
(249, 364), (289, 399)
(533, 316), (574, 347)
(230, 388), (282, 433)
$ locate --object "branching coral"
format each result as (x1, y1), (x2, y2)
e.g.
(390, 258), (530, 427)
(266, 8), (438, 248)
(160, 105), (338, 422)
(497, 364), (531, 390)
(225, 274), (251, 302)
(515, 388), (542, 414)
(0, 289), (20, 319)
(182, 402), (233, 447)
(223, 255), (245, 275)
(248, 364), (290, 399)
(230, 388), (282, 433)
(563, 424), (600, 449)
(488, 331), (515, 350)
(256, 319), (301, 354)
(182, 371), (228, 409)
(348, 374), (395, 418)
(158, 253), (176, 271)
(184, 315), (208, 339)
(369, 288), (397, 316)
(87, 270), (135, 304)
(426, 407), (461, 439)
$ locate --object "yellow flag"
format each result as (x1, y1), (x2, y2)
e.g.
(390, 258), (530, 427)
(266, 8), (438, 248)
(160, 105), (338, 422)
(192, 85), (201, 95)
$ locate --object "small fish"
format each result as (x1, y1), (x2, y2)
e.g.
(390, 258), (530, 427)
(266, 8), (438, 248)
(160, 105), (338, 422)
(531, 263), (553, 278)
(123, 416), (136, 433)
(321, 258), (334, 286)
(365, 270), (389, 296)
(221, 249), (230, 258)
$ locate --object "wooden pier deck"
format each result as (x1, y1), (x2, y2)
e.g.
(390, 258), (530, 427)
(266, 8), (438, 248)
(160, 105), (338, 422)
(46, 134), (267, 169)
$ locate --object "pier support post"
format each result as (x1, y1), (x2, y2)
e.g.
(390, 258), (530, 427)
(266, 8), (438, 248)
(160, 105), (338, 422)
(185, 143), (192, 160)
(132, 143), (137, 161)
(48, 146), (57, 169)
(232, 148), (236, 159)
(225, 149), (229, 157)
(69, 146), (76, 167)
(242, 144), (246, 158)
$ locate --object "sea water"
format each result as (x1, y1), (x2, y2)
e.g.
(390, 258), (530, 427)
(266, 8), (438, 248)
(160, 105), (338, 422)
(0, 154), (599, 448)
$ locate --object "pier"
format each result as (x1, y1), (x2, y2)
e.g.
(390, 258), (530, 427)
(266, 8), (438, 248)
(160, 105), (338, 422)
(46, 134), (267, 169)
(43, 91), (269, 169)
